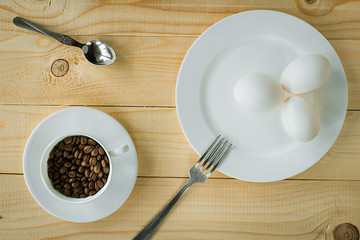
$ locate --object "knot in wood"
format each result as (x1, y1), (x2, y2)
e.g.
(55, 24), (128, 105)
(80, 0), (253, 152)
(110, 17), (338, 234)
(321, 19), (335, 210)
(51, 59), (69, 77)
(334, 223), (359, 240)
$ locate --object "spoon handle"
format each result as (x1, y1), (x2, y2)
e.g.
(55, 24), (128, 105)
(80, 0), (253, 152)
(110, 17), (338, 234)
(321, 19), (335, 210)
(13, 17), (83, 48)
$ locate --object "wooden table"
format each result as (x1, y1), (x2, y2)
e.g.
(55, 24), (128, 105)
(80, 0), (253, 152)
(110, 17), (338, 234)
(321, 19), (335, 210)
(0, 1), (359, 239)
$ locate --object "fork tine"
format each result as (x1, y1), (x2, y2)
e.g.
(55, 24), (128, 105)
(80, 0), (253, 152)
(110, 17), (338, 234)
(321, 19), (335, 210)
(194, 135), (221, 168)
(197, 137), (225, 172)
(200, 139), (228, 174)
(206, 142), (232, 177)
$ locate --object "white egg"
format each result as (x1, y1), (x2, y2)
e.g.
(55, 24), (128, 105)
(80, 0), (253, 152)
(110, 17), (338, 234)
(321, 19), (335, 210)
(234, 73), (283, 112)
(281, 96), (320, 142)
(281, 54), (331, 94)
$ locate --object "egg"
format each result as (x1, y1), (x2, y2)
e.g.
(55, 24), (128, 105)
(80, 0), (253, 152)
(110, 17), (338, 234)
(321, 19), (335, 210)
(234, 73), (283, 112)
(281, 54), (331, 94)
(281, 96), (320, 142)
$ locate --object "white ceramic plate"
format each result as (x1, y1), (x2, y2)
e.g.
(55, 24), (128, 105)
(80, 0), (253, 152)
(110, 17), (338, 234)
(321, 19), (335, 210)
(23, 107), (138, 222)
(176, 10), (347, 182)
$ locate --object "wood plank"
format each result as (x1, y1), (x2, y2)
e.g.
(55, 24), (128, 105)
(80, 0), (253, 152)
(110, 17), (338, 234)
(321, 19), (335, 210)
(1, 0), (360, 39)
(0, 35), (359, 109)
(0, 105), (359, 181)
(0, 175), (359, 239)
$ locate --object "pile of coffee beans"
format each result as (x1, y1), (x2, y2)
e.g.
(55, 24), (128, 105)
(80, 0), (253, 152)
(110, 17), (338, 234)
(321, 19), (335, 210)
(47, 136), (110, 198)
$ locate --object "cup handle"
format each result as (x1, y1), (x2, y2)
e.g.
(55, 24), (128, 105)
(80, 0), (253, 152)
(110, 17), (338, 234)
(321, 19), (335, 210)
(108, 144), (129, 158)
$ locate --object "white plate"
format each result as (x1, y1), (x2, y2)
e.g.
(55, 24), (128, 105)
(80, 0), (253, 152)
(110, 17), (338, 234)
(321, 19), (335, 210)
(23, 107), (138, 222)
(176, 10), (348, 182)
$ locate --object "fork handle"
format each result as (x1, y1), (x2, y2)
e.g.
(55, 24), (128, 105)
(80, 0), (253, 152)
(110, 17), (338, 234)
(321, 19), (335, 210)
(133, 180), (193, 240)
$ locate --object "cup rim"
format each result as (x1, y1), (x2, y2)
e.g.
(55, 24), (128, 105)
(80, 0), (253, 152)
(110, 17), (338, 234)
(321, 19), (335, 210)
(40, 132), (112, 204)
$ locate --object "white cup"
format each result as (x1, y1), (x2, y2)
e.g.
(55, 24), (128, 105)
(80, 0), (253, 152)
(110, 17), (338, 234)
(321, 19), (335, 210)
(40, 133), (129, 203)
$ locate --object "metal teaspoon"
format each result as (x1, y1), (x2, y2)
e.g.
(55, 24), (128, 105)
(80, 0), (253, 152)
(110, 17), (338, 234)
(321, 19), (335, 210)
(13, 17), (116, 66)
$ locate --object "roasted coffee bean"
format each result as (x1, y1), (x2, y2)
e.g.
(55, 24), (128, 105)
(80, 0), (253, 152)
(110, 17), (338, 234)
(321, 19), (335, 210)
(96, 179), (104, 189)
(64, 144), (73, 152)
(98, 147), (105, 156)
(85, 169), (90, 178)
(94, 164), (100, 174)
(72, 181), (80, 188)
(47, 135), (109, 198)
(80, 136), (87, 145)
(64, 161), (72, 168)
(88, 139), (96, 145)
(89, 157), (97, 166)
(75, 159), (81, 166)
(91, 148), (98, 157)
(74, 149), (79, 159)
(89, 182), (95, 190)
(83, 145), (94, 154)
(89, 190), (97, 196)
(64, 137), (72, 144)
(68, 171), (76, 178)
(101, 160), (106, 168)
(59, 167), (67, 174)
(58, 142), (64, 151)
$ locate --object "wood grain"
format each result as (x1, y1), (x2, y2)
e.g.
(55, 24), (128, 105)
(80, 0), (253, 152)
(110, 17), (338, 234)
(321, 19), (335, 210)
(1, 0), (360, 39)
(0, 35), (359, 109)
(0, 175), (359, 239)
(0, 105), (359, 181)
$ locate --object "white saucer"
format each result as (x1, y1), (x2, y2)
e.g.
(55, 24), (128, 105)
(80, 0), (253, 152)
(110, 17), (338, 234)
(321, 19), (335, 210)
(176, 10), (347, 182)
(23, 107), (138, 222)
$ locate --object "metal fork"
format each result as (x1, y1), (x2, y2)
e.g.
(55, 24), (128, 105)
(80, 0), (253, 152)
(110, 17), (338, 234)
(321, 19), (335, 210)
(133, 135), (232, 240)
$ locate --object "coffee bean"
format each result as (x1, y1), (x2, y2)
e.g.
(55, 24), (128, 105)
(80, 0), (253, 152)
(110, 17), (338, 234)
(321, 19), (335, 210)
(59, 167), (67, 174)
(76, 136), (80, 145)
(84, 145), (94, 154)
(89, 190), (97, 196)
(104, 155), (109, 163)
(48, 159), (54, 167)
(68, 171), (76, 178)
(49, 150), (55, 159)
(96, 179), (104, 189)
(89, 182), (95, 190)
(78, 166), (84, 173)
(91, 172), (97, 182)
(64, 183), (71, 189)
(102, 178), (107, 184)
(89, 157), (97, 166)
(98, 171), (103, 179)
(95, 182), (100, 191)
(64, 137), (72, 144)
(78, 151), (83, 159)
(91, 148), (98, 157)
(80, 194), (87, 198)
(98, 147), (105, 156)
(64, 144), (73, 152)
(74, 149), (79, 159)
(68, 178), (75, 183)
(71, 137), (76, 145)
(72, 192), (80, 198)
(74, 186), (82, 193)
(90, 165), (94, 171)
(54, 184), (61, 190)
(103, 167), (109, 174)
(94, 165), (100, 174)
(71, 165), (77, 171)
(81, 176), (87, 182)
(72, 181), (80, 188)
(64, 189), (71, 197)
(75, 159), (81, 166)
(80, 136), (87, 145)
(64, 161), (72, 168)
(80, 161), (87, 167)
(88, 139), (96, 145)
(76, 173), (83, 178)
(58, 142), (64, 150)
(84, 187), (90, 194)
(101, 160), (106, 168)
(84, 168), (90, 177)
(97, 155), (101, 161)
(55, 150), (62, 157)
